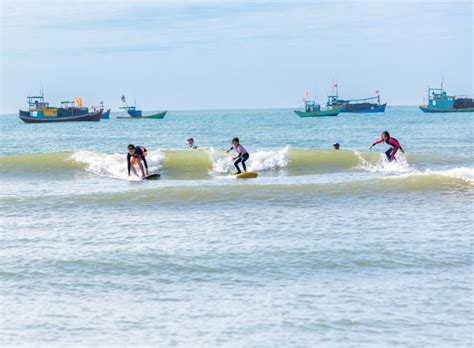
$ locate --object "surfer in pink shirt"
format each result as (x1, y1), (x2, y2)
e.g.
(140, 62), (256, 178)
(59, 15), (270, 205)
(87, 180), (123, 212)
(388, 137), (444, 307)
(226, 137), (250, 174)
(370, 131), (405, 161)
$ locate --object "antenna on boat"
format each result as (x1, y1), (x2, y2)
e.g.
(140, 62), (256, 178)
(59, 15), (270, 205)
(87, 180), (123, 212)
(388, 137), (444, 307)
(313, 81), (317, 102)
(441, 70), (444, 89)
(332, 79), (338, 97)
(39, 81), (44, 97)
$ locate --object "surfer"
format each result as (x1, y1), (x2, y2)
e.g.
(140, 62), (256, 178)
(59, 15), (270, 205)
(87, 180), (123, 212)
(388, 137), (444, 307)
(187, 138), (198, 150)
(370, 131), (405, 161)
(226, 137), (249, 174)
(127, 144), (150, 178)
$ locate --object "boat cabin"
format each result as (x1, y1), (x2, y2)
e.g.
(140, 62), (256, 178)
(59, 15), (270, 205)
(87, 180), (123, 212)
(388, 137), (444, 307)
(27, 96), (49, 111)
(427, 88), (454, 109)
(303, 100), (321, 113)
(119, 106), (142, 117)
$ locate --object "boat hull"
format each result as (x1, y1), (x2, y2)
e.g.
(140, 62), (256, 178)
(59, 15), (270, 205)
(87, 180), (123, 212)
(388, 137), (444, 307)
(419, 105), (474, 113)
(118, 110), (167, 119)
(342, 103), (386, 113)
(19, 110), (102, 123)
(101, 109), (111, 119)
(294, 108), (342, 117)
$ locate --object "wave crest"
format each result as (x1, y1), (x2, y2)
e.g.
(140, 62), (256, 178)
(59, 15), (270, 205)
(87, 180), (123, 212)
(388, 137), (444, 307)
(70, 150), (164, 180)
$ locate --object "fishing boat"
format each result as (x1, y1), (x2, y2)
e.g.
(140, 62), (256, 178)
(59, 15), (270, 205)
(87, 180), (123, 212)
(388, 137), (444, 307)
(327, 84), (386, 113)
(294, 92), (342, 117)
(18, 96), (102, 123)
(118, 95), (167, 119)
(117, 107), (167, 119)
(419, 86), (474, 113)
(101, 109), (111, 119)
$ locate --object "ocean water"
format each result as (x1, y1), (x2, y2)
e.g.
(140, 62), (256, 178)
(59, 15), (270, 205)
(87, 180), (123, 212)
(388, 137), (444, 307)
(1, 107), (473, 346)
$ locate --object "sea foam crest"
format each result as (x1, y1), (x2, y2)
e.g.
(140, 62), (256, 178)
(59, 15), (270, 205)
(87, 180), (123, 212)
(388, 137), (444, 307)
(208, 147), (289, 173)
(400, 167), (474, 184)
(435, 167), (474, 183)
(70, 150), (164, 180)
(354, 151), (414, 173)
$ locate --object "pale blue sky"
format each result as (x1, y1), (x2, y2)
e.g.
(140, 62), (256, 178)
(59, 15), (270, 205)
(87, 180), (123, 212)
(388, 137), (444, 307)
(0, 0), (472, 113)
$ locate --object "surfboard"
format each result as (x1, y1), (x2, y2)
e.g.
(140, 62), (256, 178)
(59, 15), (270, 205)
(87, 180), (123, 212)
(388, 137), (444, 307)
(144, 174), (161, 180)
(235, 172), (258, 179)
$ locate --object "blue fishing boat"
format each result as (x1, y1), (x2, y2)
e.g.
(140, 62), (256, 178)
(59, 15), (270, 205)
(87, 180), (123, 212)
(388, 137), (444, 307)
(419, 86), (474, 113)
(118, 106), (167, 119)
(118, 95), (167, 119)
(101, 109), (111, 119)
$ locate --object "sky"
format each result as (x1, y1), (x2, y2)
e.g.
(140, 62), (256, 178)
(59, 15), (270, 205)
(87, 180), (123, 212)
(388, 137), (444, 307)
(0, 0), (472, 113)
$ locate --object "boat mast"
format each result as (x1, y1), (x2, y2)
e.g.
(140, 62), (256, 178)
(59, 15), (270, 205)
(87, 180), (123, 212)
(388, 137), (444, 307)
(313, 81), (317, 103)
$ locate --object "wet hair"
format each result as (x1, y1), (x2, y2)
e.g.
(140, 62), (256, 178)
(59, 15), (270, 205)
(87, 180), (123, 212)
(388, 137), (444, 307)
(232, 137), (239, 143)
(187, 138), (194, 142)
(382, 131), (390, 138)
(127, 144), (135, 150)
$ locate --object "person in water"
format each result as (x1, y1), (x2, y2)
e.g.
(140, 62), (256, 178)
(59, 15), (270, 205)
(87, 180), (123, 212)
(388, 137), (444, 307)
(187, 138), (198, 150)
(370, 131), (405, 162)
(127, 144), (150, 178)
(226, 137), (249, 174)
(333, 143), (340, 150)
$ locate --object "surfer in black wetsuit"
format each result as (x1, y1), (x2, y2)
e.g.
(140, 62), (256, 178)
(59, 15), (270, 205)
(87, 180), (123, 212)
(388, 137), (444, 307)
(127, 144), (149, 178)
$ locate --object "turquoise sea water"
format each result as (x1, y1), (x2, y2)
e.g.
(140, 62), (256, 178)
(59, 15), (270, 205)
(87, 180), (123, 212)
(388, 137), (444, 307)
(1, 107), (473, 346)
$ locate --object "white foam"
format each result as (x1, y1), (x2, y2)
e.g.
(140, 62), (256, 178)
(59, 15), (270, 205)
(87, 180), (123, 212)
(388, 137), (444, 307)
(70, 150), (164, 180)
(435, 167), (474, 183)
(208, 147), (289, 174)
(354, 151), (414, 174)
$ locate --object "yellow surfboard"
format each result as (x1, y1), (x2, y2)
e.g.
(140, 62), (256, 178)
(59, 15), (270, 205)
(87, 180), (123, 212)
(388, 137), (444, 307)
(235, 172), (258, 179)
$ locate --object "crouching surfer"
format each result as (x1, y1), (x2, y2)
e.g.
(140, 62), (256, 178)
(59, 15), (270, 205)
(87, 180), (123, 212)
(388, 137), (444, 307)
(369, 131), (405, 162)
(127, 144), (150, 178)
(226, 137), (249, 174)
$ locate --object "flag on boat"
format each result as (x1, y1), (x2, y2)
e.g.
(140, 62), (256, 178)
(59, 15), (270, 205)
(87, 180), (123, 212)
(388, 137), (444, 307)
(121, 95), (126, 103)
(75, 96), (83, 107)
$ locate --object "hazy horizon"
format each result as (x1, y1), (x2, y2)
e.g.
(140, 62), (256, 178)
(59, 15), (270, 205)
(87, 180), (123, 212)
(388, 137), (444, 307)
(1, 0), (472, 113)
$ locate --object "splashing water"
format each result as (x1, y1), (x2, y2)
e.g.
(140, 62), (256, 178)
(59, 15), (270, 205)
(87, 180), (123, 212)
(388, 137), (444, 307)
(70, 150), (164, 180)
(208, 147), (289, 174)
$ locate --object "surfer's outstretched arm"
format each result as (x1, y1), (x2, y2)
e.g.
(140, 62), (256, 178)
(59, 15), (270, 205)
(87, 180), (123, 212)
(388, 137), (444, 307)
(370, 138), (384, 150)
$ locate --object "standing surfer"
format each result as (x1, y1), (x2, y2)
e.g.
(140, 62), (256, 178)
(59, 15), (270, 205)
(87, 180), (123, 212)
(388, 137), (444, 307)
(226, 137), (250, 174)
(370, 131), (405, 162)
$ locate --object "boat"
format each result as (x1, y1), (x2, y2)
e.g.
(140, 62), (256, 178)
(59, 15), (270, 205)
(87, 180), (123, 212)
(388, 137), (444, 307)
(117, 108), (167, 119)
(294, 93), (342, 117)
(18, 96), (102, 123)
(327, 85), (386, 113)
(101, 109), (111, 119)
(419, 86), (474, 113)
(118, 95), (167, 119)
